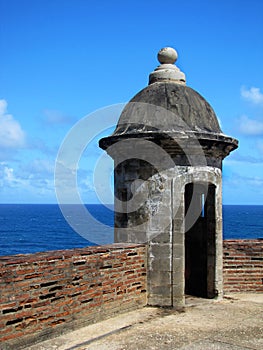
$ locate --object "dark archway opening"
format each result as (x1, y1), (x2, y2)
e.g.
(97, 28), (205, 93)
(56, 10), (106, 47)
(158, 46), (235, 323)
(185, 183), (216, 298)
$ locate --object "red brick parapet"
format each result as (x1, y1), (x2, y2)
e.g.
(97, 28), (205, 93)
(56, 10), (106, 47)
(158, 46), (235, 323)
(1, 239), (262, 349)
(0, 243), (147, 349)
(223, 239), (263, 293)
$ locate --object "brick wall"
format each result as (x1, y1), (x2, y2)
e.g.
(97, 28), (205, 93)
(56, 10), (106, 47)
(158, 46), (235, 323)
(0, 243), (147, 350)
(1, 239), (262, 349)
(223, 239), (263, 293)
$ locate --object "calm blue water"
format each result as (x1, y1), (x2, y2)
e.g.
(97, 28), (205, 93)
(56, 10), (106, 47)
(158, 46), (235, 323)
(0, 204), (262, 257)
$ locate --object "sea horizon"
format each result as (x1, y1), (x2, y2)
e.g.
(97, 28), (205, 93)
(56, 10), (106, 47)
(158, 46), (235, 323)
(0, 204), (262, 257)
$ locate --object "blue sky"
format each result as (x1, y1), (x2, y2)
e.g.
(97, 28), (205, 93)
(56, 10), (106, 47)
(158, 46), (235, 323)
(0, 0), (263, 204)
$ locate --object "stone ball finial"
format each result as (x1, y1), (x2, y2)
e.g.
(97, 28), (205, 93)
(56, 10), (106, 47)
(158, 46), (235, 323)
(157, 47), (178, 64)
(149, 46), (185, 85)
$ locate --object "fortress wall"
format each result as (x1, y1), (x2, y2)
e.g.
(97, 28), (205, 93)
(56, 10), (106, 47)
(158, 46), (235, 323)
(0, 243), (147, 349)
(223, 239), (263, 293)
(0, 239), (262, 349)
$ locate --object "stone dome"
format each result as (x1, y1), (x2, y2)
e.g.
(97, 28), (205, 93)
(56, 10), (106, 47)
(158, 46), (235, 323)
(111, 82), (222, 136)
(100, 47), (238, 158)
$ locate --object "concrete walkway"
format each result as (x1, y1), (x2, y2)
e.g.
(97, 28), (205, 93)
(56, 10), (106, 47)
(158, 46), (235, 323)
(27, 294), (263, 350)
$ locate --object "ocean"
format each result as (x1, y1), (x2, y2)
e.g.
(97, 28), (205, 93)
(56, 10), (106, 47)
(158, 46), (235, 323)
(0, 204), (262, 257)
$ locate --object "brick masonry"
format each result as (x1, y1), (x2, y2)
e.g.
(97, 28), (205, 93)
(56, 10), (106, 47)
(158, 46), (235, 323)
(0, 240), (262, 349)
(0, 243), (147, 349)
(223, 239), (263, 293)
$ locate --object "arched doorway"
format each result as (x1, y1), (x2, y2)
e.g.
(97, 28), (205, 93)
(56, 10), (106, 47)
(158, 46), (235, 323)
(185, 183), (216, 298)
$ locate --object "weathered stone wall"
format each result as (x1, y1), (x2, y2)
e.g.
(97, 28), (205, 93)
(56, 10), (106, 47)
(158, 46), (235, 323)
(0, 244), (146, 350)
(223, 239), (263, 292)
(114, 162), (223, 307)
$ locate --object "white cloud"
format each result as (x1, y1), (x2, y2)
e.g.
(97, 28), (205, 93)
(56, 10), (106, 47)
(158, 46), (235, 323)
(241, 86), (263, 105)
(0, 99), (26, 148)
(0, 161), (55, 200)
(4, 166), (14, 182)
(0, 163), (24, 188)
(239, 115), (263, 135)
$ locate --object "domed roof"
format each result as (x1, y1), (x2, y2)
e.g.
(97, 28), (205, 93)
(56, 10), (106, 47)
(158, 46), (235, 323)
(100, 47), (238, 156)
(112, 82), (222, 136)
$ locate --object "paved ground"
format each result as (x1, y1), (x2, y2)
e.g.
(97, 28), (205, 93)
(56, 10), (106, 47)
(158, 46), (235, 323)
(27, 293), (263, 350)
